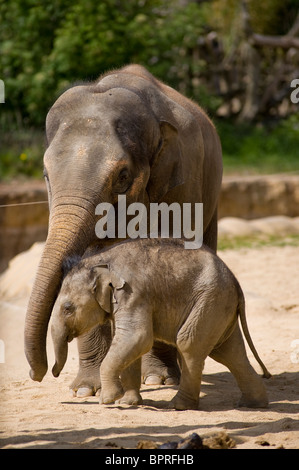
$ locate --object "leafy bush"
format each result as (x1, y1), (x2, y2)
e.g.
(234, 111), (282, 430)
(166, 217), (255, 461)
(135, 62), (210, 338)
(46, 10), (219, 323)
(0, 0), (209, 128)
(1, 116), (298, 180)
(1, 0), (298, 179)
(217, 115), (299, 175)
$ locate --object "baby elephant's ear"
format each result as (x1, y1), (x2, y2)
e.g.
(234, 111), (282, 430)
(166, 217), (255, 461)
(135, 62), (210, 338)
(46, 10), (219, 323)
(109, 271), (126, 291)
(92, 264), (125, 313)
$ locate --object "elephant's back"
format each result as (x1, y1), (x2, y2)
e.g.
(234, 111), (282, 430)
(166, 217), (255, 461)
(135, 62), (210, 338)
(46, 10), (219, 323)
(94, 238), (216, 283)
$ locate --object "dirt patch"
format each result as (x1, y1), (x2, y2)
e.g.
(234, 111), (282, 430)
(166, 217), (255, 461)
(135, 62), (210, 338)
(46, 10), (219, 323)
(0, 243), (298, 449)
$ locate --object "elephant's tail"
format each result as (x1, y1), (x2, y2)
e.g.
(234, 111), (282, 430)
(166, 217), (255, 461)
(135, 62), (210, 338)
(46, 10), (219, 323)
(237, 285), (272, 379)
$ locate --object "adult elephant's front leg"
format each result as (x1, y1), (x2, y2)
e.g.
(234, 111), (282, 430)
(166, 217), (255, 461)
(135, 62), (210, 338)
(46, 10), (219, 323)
(70, 323), (112, 397)
(142, 341), (180, 385)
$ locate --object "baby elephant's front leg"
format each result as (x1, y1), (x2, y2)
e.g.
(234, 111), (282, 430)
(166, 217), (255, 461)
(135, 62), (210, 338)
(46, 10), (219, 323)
(118, 359), (142, 405)
(99, 359), (124, 405)
(99, 315), (153, 405)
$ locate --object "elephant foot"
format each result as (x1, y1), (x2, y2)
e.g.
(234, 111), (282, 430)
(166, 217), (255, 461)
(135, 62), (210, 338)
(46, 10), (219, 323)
(116, 390), (143, 406)
(144, 375), (179, 385)
(99, 382), (124, 405)
(69, 369), (101, 398)
(71, 323), (112, 397)
(142, 342), (180, 386)
(169, 392), (199, 411)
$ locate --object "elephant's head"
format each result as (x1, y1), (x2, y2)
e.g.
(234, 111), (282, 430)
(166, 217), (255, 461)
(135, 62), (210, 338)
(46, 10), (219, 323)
(25, 80), (183, 381)
(51, 261), (125, 377)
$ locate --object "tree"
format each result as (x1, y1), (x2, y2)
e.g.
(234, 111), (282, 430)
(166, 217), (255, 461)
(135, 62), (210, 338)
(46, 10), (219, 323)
(1, 0), (298, 128)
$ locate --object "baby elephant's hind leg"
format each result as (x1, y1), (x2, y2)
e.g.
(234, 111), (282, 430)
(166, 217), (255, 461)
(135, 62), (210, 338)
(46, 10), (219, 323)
(170, 307), (209, 410)
(210, 324), (268, 408)
(170, 350), (204, 410)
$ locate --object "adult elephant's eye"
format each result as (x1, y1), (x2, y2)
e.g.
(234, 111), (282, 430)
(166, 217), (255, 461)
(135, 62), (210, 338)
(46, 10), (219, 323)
(115, 168), (132, 193)
(119, 168), (129, 183)
(43, 168), (52, 208)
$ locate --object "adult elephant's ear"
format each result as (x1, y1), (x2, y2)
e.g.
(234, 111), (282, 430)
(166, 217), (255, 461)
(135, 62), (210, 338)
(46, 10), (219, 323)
(147, 121), (184, 202)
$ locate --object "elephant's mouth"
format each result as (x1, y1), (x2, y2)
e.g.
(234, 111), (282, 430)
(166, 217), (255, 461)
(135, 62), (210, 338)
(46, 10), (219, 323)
(67, 332), (75, 343)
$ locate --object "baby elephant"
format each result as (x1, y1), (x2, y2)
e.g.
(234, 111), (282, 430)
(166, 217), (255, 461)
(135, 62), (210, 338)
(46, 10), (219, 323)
(51, 239), (271, 410)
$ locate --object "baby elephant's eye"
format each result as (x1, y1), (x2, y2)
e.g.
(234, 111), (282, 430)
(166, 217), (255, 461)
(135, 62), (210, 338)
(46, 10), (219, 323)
(63, 301), (75, 315)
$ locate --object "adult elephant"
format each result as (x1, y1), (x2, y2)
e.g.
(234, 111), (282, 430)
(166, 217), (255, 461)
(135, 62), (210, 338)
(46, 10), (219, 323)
(24, 64), (223, 396)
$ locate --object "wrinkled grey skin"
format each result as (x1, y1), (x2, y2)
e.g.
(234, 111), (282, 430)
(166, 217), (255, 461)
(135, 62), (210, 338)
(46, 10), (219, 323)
(24, 64), (222, 396)
(51, 239), (271, 410)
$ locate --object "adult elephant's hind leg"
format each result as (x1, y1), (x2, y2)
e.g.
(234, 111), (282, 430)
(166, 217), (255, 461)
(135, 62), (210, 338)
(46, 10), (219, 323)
(209, 324), (269, 408)
(142, 341), (180, 385)
(70, 323), (112, 397)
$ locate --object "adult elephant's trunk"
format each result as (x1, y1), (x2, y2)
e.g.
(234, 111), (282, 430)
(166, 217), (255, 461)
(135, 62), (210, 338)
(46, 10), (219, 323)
(24, 196), (96, 382)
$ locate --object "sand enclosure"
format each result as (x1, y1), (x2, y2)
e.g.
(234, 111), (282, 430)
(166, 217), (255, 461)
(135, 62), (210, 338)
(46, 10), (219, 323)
(0, 241), (298, 449)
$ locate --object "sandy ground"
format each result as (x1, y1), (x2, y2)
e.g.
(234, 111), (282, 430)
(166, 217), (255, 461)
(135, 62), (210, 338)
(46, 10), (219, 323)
(0, 241), (298, 450)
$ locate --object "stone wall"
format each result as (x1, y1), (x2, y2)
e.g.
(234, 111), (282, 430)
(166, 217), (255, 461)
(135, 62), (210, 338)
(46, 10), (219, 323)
(1, 174), (299, 272)
(0, 181), (49, 272)
(219, 174), (299, 220)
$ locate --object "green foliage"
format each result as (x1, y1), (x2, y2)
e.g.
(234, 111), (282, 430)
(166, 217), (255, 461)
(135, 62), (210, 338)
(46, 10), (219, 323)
(217, 115), (299, 175)
(218, 234), (299, 251)
(1, 115), (298, 180)
(0, 0), (73, 127)
(0, 0), (209, 128)
(0, 130), (44, 179)
(1, 0), (298, 180)
(210, 0), (299, 37)
(1, 0), (298, 129)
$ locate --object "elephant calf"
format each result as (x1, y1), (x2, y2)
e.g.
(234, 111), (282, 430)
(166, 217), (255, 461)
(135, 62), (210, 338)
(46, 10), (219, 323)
(51, 239), (271, 410)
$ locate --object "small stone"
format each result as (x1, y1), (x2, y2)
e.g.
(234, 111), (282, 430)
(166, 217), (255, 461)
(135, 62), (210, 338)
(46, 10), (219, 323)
(158, 433), (206, 450)
(203, 432), (236, 449)
(256, 439), (271, 446)
(105, 441), (118, 448)
(137, 440), (158, 449)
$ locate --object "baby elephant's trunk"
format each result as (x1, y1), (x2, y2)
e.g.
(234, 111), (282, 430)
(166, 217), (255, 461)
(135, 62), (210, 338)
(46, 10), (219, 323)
(237, 289), (272, 379)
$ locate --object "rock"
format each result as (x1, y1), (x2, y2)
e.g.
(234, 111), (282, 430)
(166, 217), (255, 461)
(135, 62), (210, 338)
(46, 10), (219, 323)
(218, 217), (261, 238)
(202, 432), (236, 449)
(137, 440), (158, 449)
(218, 215), (299, 240)
(158, 433), (206, 449)
(157, 432), (235, 449)
(249, 215), (299, 236)
(177, 433), (206, 449)
(255, 439), (271, 447)
(219, 174), (299, 220)
(0, 181), (48, 272)
(158, 441), (179, 449)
